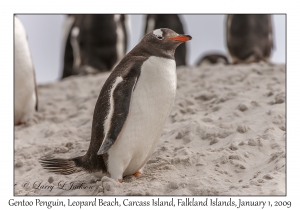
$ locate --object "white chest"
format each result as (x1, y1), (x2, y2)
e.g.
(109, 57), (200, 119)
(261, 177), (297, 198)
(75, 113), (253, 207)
(129, 56), (177, 128)
(135, 56), (177, 110)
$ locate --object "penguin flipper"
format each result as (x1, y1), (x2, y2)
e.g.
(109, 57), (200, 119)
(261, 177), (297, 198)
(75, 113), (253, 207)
(97, 75), (138, 155)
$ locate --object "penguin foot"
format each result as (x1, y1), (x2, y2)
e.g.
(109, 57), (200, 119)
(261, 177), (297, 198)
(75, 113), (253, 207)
(118, 179), (123, 183)
(133, 171), (142, 177)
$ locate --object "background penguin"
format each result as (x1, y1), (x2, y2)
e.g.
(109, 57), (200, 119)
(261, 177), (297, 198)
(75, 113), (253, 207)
(14, 16), (38, 125)
(144, 14), (187, 66)
(62, 14), (129, 79)
(40, 28), (192, 182)
(226, 14), (273, 64)
(196, 53), (229, 66)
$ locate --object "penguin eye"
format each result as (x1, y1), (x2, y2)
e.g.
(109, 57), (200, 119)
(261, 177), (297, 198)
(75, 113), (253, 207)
(153, 29), (164, 40)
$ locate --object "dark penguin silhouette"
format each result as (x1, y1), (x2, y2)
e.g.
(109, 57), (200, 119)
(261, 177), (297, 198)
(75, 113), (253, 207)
(144, 14), (187, 66)
(40, 28), (192, 182)
(62, 14), (128, 79)
(226, 14), (273, 64)
(196, 53), (229, 66)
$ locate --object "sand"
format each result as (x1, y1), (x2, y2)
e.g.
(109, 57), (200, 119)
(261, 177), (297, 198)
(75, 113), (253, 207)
(14, 62), (286, 196)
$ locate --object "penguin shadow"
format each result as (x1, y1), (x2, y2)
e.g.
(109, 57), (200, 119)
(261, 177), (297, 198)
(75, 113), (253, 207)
(61, 14), (129, 79)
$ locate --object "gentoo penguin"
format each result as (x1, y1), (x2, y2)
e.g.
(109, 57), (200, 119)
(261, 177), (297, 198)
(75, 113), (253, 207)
(144, 14), (187, 66)
(14, 16), (38, 125)
(62, 14), (128, 79)
(226, 14), (273, 64)
(196, 53), (229, 66)
(40, 28), (192, 182)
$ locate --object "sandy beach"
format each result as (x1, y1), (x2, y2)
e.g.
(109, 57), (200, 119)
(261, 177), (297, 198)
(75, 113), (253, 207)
(14, 62), (286, 196)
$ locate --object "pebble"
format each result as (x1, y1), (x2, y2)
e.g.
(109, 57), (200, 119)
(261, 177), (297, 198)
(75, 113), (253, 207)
(237, 125), (248, 133)
(15, 159), (24, 168)
(263, 174), (274, 180)
(48, 176), (54, 183)
(210, 138), (219, 145)
(238, 104), (248, 112)
(248, 139), (257, 146)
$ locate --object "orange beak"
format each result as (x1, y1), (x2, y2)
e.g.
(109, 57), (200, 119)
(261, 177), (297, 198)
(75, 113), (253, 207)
(168, 34), (192, 42)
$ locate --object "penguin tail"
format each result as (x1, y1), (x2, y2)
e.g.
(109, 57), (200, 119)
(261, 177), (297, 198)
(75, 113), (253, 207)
(39, 156), (84, 175)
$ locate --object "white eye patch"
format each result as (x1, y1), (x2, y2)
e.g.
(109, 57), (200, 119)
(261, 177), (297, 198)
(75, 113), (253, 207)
(153, 29), (163, 39)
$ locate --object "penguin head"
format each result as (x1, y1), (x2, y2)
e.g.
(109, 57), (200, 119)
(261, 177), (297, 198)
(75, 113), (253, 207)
(141, 28), (192, 57)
